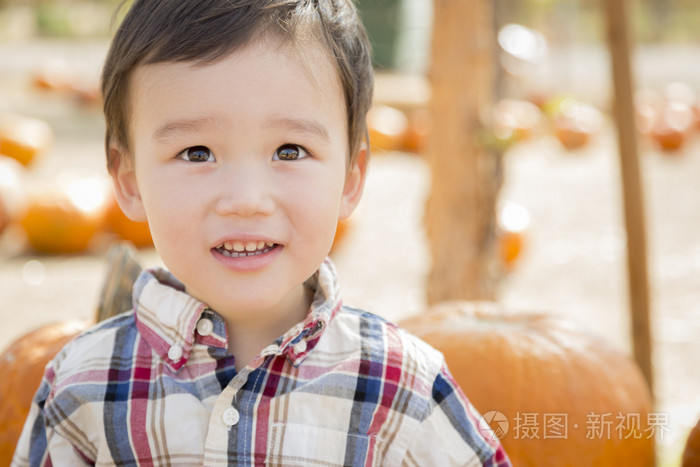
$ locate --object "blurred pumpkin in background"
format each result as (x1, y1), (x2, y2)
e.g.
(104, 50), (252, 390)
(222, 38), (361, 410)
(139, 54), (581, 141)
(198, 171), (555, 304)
(0, 155), (27, 235)
(402, 108), (431, 154)
(650, 124), (686, 153)
(649, 102), (693, 153)
(104, 191), (153, 248)
(0, 320), (90, 464)
(546, 97), (603, 151)
(32, 59), (102, 108)
(20, 172), (109, 254)
(367, 104), (408, 153)
(31, 58), (75, 93)
(493, 98), (543, 143)
(0, 114), (53, 167)
(399, 301), (654, 467)
(636, 83), (696, 153)
(497, 201), (530, 270)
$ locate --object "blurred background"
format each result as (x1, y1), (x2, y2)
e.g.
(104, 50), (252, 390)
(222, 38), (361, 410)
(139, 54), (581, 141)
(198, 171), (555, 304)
(0, 0), (699, 464)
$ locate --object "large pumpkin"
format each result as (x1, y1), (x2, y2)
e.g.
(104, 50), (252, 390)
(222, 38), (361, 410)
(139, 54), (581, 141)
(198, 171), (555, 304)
(0, 320), (89, 464)
(20, 172), (109, 254)
(684, 416), (700, 467)
(399, 301), (654, 466)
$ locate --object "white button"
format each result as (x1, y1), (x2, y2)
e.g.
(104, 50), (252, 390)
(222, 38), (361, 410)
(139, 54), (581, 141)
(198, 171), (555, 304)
(196, 318), (214, 336)
(167, 344), (183, 361)
(222, 407), (240, 427)
(293, 340), (307, 354)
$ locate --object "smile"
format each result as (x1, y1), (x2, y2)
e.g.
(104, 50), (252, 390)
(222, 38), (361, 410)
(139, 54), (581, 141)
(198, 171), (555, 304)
(214, 241), (277, 258)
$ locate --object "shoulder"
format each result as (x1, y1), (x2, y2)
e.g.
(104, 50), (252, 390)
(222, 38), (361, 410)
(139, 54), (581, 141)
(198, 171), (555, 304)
(43, 312), (138, 397)
(328, 306), (447, 389)
(338, 305), (444, 355)
(57, 311), (136, 360)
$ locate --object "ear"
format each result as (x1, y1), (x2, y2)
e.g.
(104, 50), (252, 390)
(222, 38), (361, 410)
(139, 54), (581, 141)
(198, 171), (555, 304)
(109, 145), (147, 222)
(339, 145), (368, 220)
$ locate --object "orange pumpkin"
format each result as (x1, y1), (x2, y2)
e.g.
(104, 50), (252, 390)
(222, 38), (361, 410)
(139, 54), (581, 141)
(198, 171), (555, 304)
(650, 125), (686, 152)
(498, 230), (524, 268)
(367, 105), (408, 153)
(20, 173), (109, 254)
(401, 108), (431, 154)
(31, 58), (75, 93)
(649, 102), (693, 153)
(0, 114), (53, 166)
(684, 417), (700, 467)
(104, 192), (153, 248)
(553, 122), (591, 151)
(493, 99), (543, 143)
(399, 301), (654, 467)
(497, 201), (530, 270)
(0, 320), (89, 464)
(547, 97), (602, 151)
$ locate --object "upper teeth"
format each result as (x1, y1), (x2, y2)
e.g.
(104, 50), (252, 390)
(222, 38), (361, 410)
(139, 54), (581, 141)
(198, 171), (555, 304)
(220, 241), (274, 252)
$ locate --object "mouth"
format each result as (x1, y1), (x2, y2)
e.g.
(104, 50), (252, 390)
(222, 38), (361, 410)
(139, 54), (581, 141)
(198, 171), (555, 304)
(213, 240), (279, 258)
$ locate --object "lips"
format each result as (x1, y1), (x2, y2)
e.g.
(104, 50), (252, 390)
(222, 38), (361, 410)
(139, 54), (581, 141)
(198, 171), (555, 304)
(213, 240), (278, 258)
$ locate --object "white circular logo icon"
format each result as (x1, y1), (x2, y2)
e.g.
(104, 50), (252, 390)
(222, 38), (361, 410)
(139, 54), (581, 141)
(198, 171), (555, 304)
(478, 411), (509, 440)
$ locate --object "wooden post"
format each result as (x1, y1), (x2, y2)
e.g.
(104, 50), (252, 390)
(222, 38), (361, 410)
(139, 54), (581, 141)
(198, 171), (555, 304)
(603, 0), (654, 393)
(424, 0), (499, 303)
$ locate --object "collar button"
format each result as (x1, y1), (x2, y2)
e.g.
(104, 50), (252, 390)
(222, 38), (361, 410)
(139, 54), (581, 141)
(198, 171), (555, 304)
(196, 318), (214, 336)
(168, 343), (183, 361)
(293, 340), (307, 354)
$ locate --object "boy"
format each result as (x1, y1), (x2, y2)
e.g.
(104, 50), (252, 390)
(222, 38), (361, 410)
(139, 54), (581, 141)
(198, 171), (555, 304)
(14, 1), (510, 465)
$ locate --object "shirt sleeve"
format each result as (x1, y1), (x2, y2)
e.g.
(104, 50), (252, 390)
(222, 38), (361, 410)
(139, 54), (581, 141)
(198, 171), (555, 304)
(403, 364), (511, 467)
(11, 364), (93, 467)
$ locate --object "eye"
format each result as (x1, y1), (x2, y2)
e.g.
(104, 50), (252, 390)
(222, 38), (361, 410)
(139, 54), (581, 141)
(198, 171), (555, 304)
(273, 144), (309, 161)
(176, 146), (215, 163)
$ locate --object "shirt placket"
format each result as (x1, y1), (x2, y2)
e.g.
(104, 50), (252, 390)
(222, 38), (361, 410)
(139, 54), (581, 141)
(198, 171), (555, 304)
(202, 343), (282, 466)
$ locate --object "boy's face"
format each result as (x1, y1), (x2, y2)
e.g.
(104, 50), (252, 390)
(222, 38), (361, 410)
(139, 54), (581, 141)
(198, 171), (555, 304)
(112, 37), (366, 320)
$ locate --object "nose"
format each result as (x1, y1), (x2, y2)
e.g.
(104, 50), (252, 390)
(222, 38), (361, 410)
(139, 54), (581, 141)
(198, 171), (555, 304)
(213, 162), (275, 217)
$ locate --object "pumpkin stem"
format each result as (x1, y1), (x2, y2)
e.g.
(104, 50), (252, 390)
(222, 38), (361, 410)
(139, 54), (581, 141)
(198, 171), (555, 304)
(95, 241), (143, 323)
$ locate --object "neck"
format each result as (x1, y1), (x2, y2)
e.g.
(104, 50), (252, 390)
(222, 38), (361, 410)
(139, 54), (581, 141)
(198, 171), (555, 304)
(224, 284), (313, 371)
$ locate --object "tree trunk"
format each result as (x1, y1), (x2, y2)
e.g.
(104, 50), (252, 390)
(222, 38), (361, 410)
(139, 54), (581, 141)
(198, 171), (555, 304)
(425, 0), (500, 303)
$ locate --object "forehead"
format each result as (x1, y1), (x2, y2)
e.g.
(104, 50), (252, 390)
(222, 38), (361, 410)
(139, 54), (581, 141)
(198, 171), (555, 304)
(127, 36), (347, 142)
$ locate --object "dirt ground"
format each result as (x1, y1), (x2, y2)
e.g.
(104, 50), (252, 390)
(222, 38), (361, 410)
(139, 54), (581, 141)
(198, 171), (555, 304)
(1, 39), (699, 462)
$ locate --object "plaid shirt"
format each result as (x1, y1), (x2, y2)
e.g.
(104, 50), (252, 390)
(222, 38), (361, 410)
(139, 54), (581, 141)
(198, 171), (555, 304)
(13, 258), (509, 466)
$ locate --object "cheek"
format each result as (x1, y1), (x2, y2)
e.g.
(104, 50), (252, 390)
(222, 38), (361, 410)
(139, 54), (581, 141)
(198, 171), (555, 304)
(293, 169), (345, 213)
(290, 176), (345, 247)
(137, 175), (193, 232)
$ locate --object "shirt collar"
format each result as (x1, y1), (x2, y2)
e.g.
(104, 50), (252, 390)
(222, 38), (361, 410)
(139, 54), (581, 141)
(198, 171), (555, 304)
(132, 258), (342, 371)
(275, 257), (342, 366)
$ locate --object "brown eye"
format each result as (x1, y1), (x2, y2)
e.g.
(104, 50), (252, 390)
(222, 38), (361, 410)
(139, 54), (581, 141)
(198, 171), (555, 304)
(177, 146), (214, 162)
(274, 144), (308, 161)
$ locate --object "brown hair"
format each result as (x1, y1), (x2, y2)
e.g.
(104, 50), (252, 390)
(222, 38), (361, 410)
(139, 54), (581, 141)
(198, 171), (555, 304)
(101, 0), (373, 172)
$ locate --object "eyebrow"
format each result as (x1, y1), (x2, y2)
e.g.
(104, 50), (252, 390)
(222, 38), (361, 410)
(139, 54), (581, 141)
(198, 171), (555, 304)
(264, 117), (330, 142)
(153, 116), (331, 143)
(153, 117), (218, 142)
